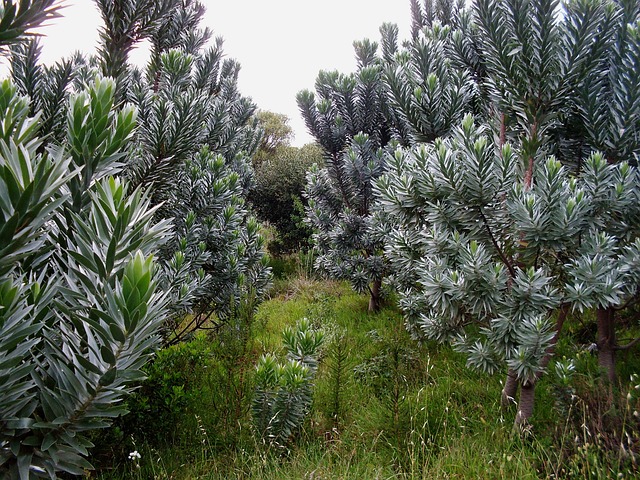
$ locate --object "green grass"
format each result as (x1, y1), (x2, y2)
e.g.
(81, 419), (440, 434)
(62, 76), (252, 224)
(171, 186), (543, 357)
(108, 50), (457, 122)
(91, 276), (640, 480)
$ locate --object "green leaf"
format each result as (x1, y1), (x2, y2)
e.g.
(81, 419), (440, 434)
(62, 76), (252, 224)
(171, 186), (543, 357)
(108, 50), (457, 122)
(100, 345), (116, 365)
(98, 367), (117, 387)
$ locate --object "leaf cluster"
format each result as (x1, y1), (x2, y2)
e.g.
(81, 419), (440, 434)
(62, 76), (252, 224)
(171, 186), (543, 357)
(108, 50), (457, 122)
(252, 319), (323, 448)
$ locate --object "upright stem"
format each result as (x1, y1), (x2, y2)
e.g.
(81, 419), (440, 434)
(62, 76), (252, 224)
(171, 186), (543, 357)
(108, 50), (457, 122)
(504, 306), (568, 420)
(514, 381), (536, 429)
(501, 368), (519, 408)
(597, 307), (616, 383)
(368, 278), (382, 313)
(523, 122), (538, 191)
(524, 156), (535, 190)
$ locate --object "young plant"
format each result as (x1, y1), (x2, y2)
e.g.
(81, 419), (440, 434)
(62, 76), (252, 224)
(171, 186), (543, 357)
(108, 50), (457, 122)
(252, 319), (324, 448)
(298, 39), (407, 312)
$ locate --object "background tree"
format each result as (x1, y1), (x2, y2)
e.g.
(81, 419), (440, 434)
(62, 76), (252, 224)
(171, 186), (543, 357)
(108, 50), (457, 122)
(252, 109), (294, 167)
(251, 141), (323, 255)
(249, 110), (321, 255)
(305, 132), (388, 312)
(298, 38), (408, 311)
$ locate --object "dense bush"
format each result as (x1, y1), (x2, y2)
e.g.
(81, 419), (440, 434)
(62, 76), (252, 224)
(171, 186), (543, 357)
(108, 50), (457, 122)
(115, 334), (213, 446)
(0, 73), (170, 477)
(251, 143), (322, 255)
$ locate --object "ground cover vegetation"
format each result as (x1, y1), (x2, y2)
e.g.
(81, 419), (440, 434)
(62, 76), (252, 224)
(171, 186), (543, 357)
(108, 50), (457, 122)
(0, 0), (639, 478)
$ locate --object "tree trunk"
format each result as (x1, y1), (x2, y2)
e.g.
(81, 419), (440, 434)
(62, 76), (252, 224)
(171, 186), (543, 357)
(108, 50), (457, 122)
(501, 369), (519, 408)
(597, 307), (616, 383)
(368, 278), (382, 313)
(514, 381), (536, 429)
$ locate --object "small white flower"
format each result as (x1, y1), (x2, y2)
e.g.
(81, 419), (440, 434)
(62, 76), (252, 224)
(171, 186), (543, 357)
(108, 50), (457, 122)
(128, 450), (141, 461)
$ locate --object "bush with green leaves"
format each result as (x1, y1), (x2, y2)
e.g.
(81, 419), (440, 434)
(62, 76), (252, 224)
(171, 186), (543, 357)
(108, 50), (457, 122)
(382, 19), (476, 144)
(250, 142), (322, 255)
(304, 133), (391, 312)
(252, 319), (324, 448)
(0, 72), (171, 477)
(374, 0), (640, 427)
(298, 38), (410, 312)
(115, 1), (270, 339)
(377, 114), (640, 427)
(105, 291), (261, 461)
(114, 333), (213, 448)
(9, 0), (271, 344)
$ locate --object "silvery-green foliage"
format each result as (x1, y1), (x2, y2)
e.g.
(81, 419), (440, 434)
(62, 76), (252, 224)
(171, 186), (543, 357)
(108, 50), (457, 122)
(383, 20), (477, 144)
(252, 320), (323, 448)
(377, 115), (640, 384)
(0, 76), (171, 478)
(157, 146), (270, 344)
(563, 155), (640, 311)
(10, 0), (270, 342)
(576, 0), (640, 164)
(298, 37), (413, 310)
(474, 0), (615, 159)
(409, 0), (466, 38)
(283, 318), (325, 375)
(305, 134), (388, 296)
(0, 0), (61, 47)
(115, 1), (269, 338)
(10, 38), (79, 146)
(94, 0), (182, 87)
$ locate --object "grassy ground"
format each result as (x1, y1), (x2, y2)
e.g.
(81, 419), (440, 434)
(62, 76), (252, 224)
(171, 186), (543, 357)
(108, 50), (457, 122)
(91, 268), (640, 479)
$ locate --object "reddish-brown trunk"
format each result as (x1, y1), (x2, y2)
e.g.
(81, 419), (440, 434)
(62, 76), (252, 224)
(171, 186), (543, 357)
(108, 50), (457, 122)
(501, 369), (519, 408)
(597, 307), (616, 383)
(514, 381), (536, 429)
(524, 156), (535, 190)
(368, 278), (382, 313)
(523, 122), (538, 191)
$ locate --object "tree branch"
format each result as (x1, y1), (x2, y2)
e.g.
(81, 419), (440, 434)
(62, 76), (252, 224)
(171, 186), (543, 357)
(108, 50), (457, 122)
(613, 292), (640, 311)
(615, 337), (640, 351)
(478, 208), (516, 278)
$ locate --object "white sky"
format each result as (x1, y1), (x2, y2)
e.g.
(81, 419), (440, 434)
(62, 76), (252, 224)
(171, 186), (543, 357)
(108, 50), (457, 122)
(29, 0), (410, 146)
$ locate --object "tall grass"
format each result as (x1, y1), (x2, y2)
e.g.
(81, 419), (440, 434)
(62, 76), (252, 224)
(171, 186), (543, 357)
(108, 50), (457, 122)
(92, 274), (640, 480)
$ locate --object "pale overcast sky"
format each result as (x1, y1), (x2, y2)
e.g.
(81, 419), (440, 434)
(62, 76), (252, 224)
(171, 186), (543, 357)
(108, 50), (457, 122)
(29, 0), (410, 146)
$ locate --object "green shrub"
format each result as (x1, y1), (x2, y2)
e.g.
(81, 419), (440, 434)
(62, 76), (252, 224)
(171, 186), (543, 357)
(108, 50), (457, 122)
(250, 144), (322, 255)
(252, 319), (324, 449)
(106, 293), (261, 457)
(118, 334), (213, 446)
